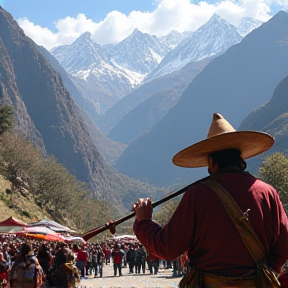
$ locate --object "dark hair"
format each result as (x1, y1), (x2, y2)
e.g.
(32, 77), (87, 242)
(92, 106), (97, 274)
(41, 244), (47, 251)
(20, 243), (31, 256)
(72, 243), (79, 251)
(208, 149), (246, 170)
(60, 243), (67, 248)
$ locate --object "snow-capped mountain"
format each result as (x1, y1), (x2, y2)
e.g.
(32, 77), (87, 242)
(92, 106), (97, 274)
(237, 17), (263, 37)
(145, 14), (243, 82)
(158, 30), (192, 49)
(50, 14), (261, 115)
(106, 28), (171, 75)
(50, 32), (139, 102)
(51, 32), (108, 75)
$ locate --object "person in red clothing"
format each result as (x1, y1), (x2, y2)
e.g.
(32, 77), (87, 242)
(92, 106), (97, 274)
(103, 245), (112, 265)
(0, 252), (8, 288)
(72, 244), (87, 278)
(133, 113), (288, 287)
(111, 244), (125, 277)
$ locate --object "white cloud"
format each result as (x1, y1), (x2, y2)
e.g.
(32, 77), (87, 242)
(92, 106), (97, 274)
(18, 18), (60, 50)
(17, 0), (287, 51)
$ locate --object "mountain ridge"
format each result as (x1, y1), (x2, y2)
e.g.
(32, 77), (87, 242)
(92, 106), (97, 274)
(145, 13), (243, 81)
(0, 7), (163, 214)
(115, 10), (288, 187)
(50, 13), (259, 118)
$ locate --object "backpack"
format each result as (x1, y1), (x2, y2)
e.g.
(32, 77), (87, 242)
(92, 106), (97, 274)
(10, 255), (43, 288)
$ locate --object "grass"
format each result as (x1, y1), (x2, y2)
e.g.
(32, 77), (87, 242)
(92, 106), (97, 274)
(0, 175), (50, 223)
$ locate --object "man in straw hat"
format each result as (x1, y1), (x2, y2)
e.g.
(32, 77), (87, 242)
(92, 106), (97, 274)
(133, 113), (288, 287)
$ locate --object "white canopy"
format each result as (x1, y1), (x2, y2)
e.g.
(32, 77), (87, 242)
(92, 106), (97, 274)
(28, 219), (76, 233)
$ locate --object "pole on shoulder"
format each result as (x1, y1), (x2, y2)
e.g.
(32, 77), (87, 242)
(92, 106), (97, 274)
(82, 176), (209, 241)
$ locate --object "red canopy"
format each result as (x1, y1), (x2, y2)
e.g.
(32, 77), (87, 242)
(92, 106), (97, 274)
(0, 217), (27, 227)
(0, 217), (28, 233)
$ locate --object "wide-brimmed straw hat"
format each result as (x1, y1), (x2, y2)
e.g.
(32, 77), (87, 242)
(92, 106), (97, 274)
(172, 113), (274, 168)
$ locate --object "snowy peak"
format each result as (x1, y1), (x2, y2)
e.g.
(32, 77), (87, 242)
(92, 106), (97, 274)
(208, 13), (226, 24)
(50, 31), (145, 106)
(145, 14), (242, 81)
(51, 30), (107, 74)
(75, 31), (93, 43)
(237, 17), (263, 36)
(108, 28), (171, 74)
(131, 28), (141, 36)
(119, 28), (150, 45)
(159, 30), (191, 49)
(200, 13), (238, 34)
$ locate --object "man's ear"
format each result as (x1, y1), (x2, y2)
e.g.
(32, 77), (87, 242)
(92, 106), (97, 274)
(241, 158), (247, 171)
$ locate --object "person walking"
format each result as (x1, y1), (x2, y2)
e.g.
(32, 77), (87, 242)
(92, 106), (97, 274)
(37, 244), (52, 279)
(135, 244), (147, 274)
(95, 247), (105, 278)
(133, 113), (288, 287)
(126, 244), (136, 274)
(1, 243), (10, 270)
(91, 248), (98, 277)
(111, 244), (125, 277)
(103, 245), (111, 265)
(9, 243), (43, 288)
(0, 252), (9, 288)
(146, 253), (159, 275)
(55, 250), (80, 288)
(72, 244), (87, 279)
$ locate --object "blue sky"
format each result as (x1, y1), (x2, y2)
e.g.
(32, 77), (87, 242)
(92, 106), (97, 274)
(1, 0), (287, 50)
(0, 0), (155, 31)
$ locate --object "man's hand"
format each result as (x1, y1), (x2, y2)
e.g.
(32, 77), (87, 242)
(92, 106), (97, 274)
(133, 198), (153, 221)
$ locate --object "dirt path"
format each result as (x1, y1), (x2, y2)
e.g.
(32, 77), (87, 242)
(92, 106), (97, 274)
(78, 263), (182, 288)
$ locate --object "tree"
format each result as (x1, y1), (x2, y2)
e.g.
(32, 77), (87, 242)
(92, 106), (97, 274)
(0, 105), (13, 134)
(0, 132), (40, 187)
(0, 82), (14, 135)
(258, 152), (288, 208)
(0, 131), (115, 231)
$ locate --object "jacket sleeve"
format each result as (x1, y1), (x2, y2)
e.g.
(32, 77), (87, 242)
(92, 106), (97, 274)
(133, 189), (196, 260)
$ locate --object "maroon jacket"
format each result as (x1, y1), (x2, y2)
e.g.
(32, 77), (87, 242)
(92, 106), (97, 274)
(134, 172), (288, 276)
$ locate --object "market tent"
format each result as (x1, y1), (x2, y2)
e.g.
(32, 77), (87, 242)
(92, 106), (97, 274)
(28, 219), (76, 233)
(112, 235), (137, 241)
(0, 217), (28, 233)
(64, 236), (87, 244)
(15, 226), (66, 242)
(23, 226), (60, 235)
(25, 234), (65, 241)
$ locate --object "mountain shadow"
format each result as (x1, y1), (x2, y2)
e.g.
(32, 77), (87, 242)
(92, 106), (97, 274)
(108, 56), (216, 144)
(36, 45), (126, 165)
(240, 75), (288, 174)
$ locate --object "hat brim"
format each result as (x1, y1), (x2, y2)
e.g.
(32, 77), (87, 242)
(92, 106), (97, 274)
(172, 131), (274, 168)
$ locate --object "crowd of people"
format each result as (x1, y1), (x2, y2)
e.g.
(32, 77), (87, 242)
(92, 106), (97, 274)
(0, 233), (186, 288)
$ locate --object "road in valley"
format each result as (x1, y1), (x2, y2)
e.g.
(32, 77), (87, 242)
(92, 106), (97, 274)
(79, 262), (181, 288)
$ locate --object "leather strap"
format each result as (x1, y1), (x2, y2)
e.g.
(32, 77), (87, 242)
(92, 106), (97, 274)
(202, 179), (266, 265)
